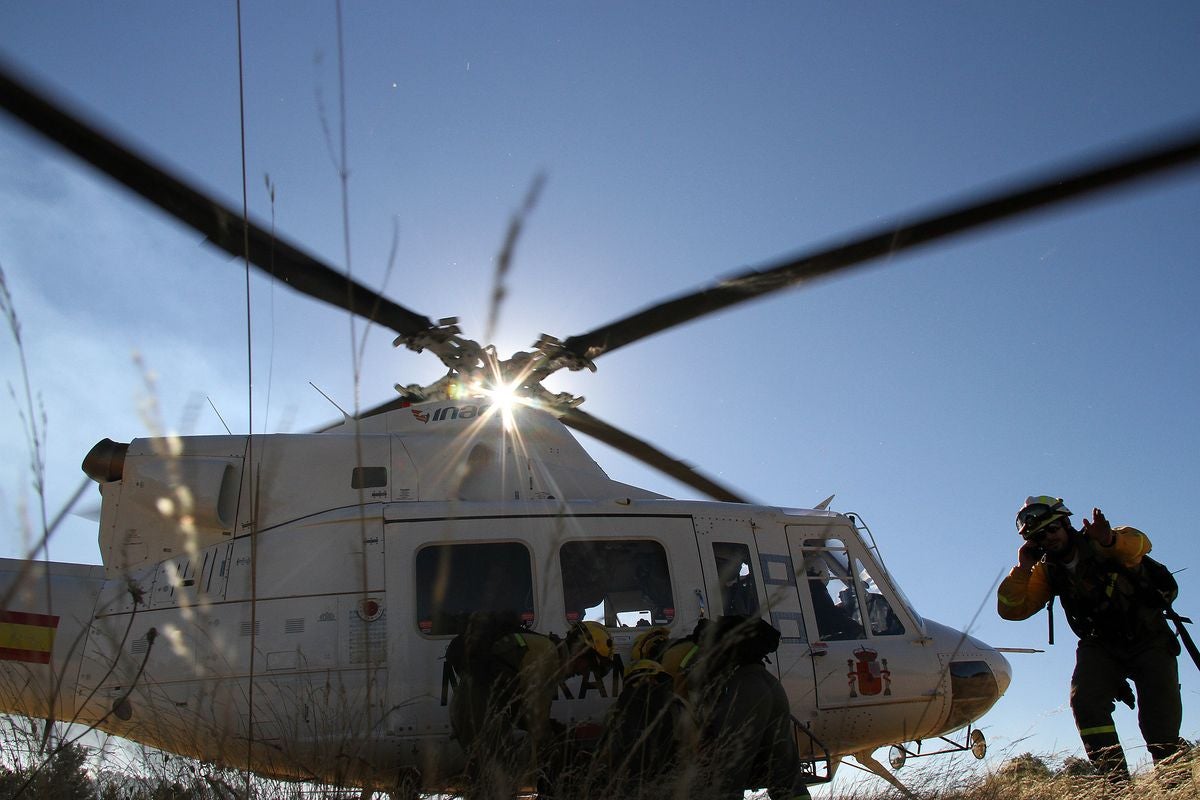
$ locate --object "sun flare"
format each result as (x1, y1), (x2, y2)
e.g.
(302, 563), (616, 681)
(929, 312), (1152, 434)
(477, 379), (524, 430)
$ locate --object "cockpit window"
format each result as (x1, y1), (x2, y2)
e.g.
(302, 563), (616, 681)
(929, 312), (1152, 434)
(801, 538), (865, 641)
(560, 540), (674, 627)
(415, 542), (534, 635)
(850, 556), (906, 636)
(801, 537), (907, 639)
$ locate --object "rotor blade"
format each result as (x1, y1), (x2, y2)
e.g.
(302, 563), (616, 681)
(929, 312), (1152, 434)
(0, 60), (434, 338)
(561, 125), (1200, 361)
(356, 396), (415, 421)
(557, 406), (750, 503)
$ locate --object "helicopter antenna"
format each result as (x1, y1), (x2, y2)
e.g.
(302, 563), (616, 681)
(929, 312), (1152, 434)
(815, 494), (835, 511)
(309, 382), (350, 421)
(206, 396), (232, 435)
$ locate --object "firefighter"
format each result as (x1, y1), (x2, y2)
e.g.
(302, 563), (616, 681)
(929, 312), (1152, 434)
(630, 623), (704, 699)
(996, 496), (1184, 780)
(447, 614), (613, 797)
(689, 616), (811, 800)
(623, 619), (810, 799)
(660, 630), (704, 698)
(594, 658), (689, 799)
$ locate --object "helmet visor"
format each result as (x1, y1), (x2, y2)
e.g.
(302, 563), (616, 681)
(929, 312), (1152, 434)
(1017, 501), (1063, 538)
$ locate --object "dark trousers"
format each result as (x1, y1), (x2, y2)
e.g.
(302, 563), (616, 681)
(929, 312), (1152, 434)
(1070, 634), (1182, 777)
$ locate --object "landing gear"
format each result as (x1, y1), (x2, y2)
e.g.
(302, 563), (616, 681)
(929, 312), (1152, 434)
(970, 728), (988, 759)
(887, 725), (988, 770)
(853, 749), (918, 799)
(852, 728), (988, 800)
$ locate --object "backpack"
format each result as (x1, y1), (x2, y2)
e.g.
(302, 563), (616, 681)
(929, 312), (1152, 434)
(1045, 542), (1179, 643)
(445, 610), (527, 683)
(600, 668), (685, 788)
(1133, 554), (1179, 610)
(704, 615), (782, 668)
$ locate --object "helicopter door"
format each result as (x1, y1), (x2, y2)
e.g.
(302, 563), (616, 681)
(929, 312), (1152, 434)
(792, 533), (872, 711)
(692, 514), (824, 758)
(693, 515), (763, 620)
(692, 514), (772, 677)
(784, 523), (930, 717)
(382, 511), (706, 777)
(716, 520), (818, 722)
(383, 516), (541, 778)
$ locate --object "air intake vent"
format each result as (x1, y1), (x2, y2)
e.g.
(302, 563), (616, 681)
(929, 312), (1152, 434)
(240, 620), (261, 637)
(284, 618), (305, 635)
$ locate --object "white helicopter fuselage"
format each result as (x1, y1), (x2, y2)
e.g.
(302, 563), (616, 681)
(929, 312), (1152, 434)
(0, 402), (1010, 789)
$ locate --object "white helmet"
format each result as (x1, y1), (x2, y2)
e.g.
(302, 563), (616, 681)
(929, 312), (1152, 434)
(1015, 495), (1072, 539)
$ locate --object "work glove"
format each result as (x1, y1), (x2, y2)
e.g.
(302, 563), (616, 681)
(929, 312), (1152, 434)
(1082, 508), (1115, 546)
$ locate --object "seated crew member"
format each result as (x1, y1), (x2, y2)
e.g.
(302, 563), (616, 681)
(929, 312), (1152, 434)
(807, 567), (862, 641)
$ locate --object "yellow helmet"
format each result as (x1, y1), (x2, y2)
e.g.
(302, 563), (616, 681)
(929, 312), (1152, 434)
(1016, 495), (1072, 539)
(569, 620), (614, 660)
(631, 626), (671, 662)
(659, 638), (701, 695)
(624, 658), (667, 684)
(657, 638), (700, 681)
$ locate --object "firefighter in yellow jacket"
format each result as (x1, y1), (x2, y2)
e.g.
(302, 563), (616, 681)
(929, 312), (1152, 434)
(996, 496), (1183, 779)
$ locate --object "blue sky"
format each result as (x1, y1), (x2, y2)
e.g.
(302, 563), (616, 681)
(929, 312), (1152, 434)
(2, 1), (1199, 789)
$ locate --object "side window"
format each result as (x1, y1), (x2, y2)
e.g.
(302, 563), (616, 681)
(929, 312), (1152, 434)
(801, 538), (865, 641)
(350, 466), (387, 489)
(712, 542), (760, 617)
(560, 540), (675, 627)
(415, 542), (534, 635)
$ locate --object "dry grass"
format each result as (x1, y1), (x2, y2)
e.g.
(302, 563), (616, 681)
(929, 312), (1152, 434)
(821, 748), (1199, 800)
(4, 719), (1200, 800)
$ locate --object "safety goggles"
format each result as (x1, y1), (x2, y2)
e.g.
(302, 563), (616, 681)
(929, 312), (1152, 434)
(1023, 517), (1065, 543)
(1017, 501), (1064, 539)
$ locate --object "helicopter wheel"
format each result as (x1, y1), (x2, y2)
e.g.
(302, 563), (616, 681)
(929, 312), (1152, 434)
(970, 729), (987, 760)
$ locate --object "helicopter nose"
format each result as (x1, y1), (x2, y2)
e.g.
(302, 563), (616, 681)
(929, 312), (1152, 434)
(924, 621), (1014, 736)
(985, 646), (1012, 697)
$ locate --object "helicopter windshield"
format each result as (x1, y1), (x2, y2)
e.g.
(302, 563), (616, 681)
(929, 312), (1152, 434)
(846, 513), (925, 629)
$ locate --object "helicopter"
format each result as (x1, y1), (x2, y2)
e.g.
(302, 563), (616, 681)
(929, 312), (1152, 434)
(2, 47), (1200, 798)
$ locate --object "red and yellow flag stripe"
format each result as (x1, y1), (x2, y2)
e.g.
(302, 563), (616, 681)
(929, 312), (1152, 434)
(0, 610), (60, 664)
